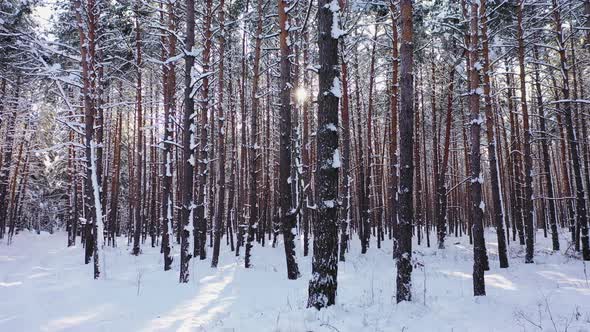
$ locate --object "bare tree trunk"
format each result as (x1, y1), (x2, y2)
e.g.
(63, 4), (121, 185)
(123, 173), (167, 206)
(211, 0), (226, 268)
(0, 78), (19, 239)
(396, 0), (414, 303)
(552, 0), (589, 260)
(226, 41), (237, 253)
(481, 0), (508, 268)
(277, 0), (300, 279)
(532, 46), (559, 251)
(352, 48), (370, 254)
(301, 28), (312, 257)
(389, 2), (400, 254)
(307, 0), (341, 310)
(7, 121), (27, 243)
(245, 0), (263, 268)
(160, 0), (176, 271)
(179, 0), (195, 283)
(339, 48), (351, 262)
(108, 108), (122, 248)
(195, 0), (213, 261)
(468, 1), (485, 296)
(365, 26), (378, 252)
(414, 76), (423, 247)
(430, 56), (443, 249)
(132, 4), (143, 256)
(516, 0), (535, 263)
(505, 65), (525, 245)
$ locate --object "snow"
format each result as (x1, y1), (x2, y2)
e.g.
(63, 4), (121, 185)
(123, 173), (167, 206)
(89, 139), (104, 252)
(165, 152), (172, 177)
(323, 200), (335, 208)
(166, 198), (173, 239)
(324, 0), (345, 39)
(332, 149), (341, 169)
(470, 172), (485, 184)
(469, 114), (484, 126)
(1, 230), (589, 331)
(330, 76), (342, 98)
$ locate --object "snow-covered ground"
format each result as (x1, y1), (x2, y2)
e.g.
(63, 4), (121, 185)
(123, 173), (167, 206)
(1, 229), (589, 332)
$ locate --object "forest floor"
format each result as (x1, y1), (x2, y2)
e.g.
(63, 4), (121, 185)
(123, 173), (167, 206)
(1, 228), (589, 332)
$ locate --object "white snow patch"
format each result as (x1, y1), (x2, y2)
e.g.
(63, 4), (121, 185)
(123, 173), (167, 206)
(323, 200), (335, 208)
(332, 148), (341, 168)
(479, 201), (486, 212)
(330, 76), (342, 98)
(1, 230), (586, 332)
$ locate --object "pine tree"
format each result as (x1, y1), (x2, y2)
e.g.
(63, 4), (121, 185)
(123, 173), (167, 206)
(179, 0), (196, 283)
(468, 0), (485, 296)
(396, 0), (414, 303)
(307, 0), (341, 310)
(278, 0), (300, 280)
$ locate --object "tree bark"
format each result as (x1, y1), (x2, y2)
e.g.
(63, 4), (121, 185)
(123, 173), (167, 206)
(516, 0), (535, 263)
(245, 0), (263, 268)
(468, 1), (486, 296)
(277, 0), (301, 279)
(532, 46), (559, 251)
(552, 0), (589, 260)
(396, 0), (414, 303)
(211, 0), (227, 268)
(179, 0), (195, 283)
(132, 4), (143, 256)
(307, 0), (341, 310)
(481, 0), (508, 268)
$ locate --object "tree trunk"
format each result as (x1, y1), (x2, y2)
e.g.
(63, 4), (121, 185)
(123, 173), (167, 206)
(396, 0), (414, 303)
(532, 46), (559, 251)
(211, 0), (226, 269)
(552, 0), (589, 260)
(277, 0), (301, 279)
(468, 1), (485, 296)
(516, 0), (535, 263)
(132, 4), (143, 256)
(481, 0), (509, 268)
(389, 3), (400, 255)
(339, 48), (351, 262)
(179, 0), (195, 283)
(245, 0), (263, 268)
(307, 0), (341, 310)
(0, 79), (19, 239)
(160, 0), (176, 270)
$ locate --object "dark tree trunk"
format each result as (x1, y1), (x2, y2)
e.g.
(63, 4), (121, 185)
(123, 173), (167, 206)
(195, 0), (213, 261)
(481, 0), (508, 268)
(389, 3), (400, 255)
(396, 0), (414, 303)
(468, 1), (485, 296)
(245, 0), (263, 268)
(211, 0), (226, 269)
(161, 0), (176, 271)
(179, 0), (195, 283)
(552, 0), (589, 260)
(339, 48), (351, 262)
(532, 46), (559, 251)
(0, 79), (19, 239)
(307, 0), (341, 310)
(132, 5), (143, 256)
(278, 0), (300, 279)
(516, 1), (535, 264)
(505, 66), (525, 245)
